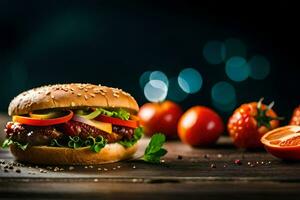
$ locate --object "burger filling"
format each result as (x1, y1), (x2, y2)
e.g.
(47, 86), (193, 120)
(3, 108), (143, 153)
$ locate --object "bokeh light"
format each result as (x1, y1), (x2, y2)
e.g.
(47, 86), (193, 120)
(203, 41), (226, 64)
(211, 81), (236, 112)
(178, 68), (203, 94)
(248, 55), (270, 80)
(224, 38), (247, 60)
(225, 56), (249, 82)
(144, 80), (168, 102)
(150, 71), (169, 86)
(167, 77), (188, 102)
(139, 71), (152, 89)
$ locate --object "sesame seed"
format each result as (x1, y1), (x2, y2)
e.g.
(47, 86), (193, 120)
(94, 178), (99, 182)
(84, 89), (88, 92)
(90, 93), (95, 98)
(84, 95), (89, 100)
(69, 166), (75, 170)
(104, 168), (108, 171)
(71, 102), (76, 107)
(51, 95), (55, 99)
(132, 165), (136, 169)
(77, 93), (82, 97)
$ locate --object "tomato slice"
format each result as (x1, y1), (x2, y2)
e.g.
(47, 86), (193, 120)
(13, 110), (73, 126)
(95, 115), (138, 128)
(261, 125), (300, 160)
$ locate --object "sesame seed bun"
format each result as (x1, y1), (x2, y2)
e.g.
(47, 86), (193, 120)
(8, 83), (139, 116)
(10, 142), (138, 165)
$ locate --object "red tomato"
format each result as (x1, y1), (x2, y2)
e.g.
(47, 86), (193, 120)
(13, 110), (73, 126)
(261, 125), (300, 160)
(289, 106), (300, 125)
(138, 100), (183, 139)
(178, 106), (224, 146)
(95, 115), (139, 128)
(228, 100), (280, 149)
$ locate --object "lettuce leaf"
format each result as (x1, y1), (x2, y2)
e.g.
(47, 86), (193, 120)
(119, 127), (143, 148)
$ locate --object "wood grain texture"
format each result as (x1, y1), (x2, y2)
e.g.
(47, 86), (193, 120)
(1, 113), (300, 199)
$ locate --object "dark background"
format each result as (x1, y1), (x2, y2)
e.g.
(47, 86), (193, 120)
(0, 0), (299, 123)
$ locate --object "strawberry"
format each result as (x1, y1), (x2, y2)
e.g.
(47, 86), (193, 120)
(227, 98), (281, 149)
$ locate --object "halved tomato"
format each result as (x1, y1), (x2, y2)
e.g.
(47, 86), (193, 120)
(261, 125), (300, 160)
(95, 115), (138, 128)
(13, 110), (73, 126)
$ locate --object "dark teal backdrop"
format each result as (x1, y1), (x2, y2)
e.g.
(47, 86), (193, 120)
(0, 1), (299, 122)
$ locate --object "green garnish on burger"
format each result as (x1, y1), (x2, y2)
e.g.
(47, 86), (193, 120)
(1, 83), (167, 165)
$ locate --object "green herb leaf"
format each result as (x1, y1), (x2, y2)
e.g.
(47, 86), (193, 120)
(119, 127), (143, 148)
(90, 136), (106, 153)
(50, 139), (63, 147)
(142, 133), (167, 164)
(15, 142), (29, 151)
(68, 136), (83, 149)
(2, 138), (13, 148)
(1, 138), (28, 151)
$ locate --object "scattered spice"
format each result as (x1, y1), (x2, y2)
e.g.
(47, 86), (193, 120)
(204, 154), (210, 159)
(217, 154), (223, 158)
(210, 163), (216, 168)
(4, 169), (9, 173)
(94, 178), (99, 182)
(15, 169), (21, 173)
(132, 165), (136, 169)
(69, 166), (75, 171)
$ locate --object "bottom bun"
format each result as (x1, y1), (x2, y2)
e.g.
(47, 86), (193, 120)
(10, 143), (138, 165)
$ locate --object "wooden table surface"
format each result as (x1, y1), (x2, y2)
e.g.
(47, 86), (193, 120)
(1, 114), (300, 200)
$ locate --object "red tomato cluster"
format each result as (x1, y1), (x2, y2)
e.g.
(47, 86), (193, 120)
(138, 99), (300, 160)
(138, 101), (224, 146)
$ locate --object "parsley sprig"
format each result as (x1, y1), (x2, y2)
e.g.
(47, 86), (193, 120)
(142, 133), (167, 164)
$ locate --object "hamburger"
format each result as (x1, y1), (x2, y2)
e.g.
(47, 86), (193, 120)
(2, 83), (143, 165)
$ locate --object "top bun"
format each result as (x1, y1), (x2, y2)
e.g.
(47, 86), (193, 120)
(8, 83), (139, 116)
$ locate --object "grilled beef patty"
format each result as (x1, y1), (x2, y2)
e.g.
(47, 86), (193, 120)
(5, 121), (135, 146)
